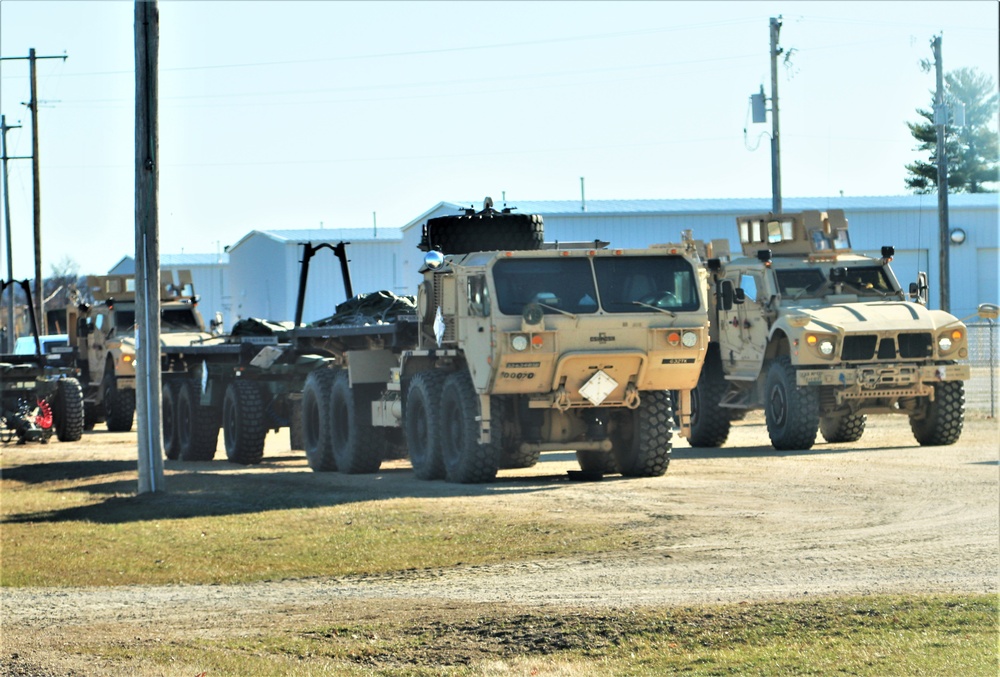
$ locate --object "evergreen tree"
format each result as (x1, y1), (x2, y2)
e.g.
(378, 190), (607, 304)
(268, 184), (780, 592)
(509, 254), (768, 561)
(905, 67), (999, 193)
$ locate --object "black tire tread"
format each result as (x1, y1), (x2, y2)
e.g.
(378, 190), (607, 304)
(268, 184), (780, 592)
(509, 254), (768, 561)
(764, 356), (819, 450)
(910, 380), (965, 446)
(440, 370), (499, 483)
(820, 413), (867, 444)
(329, 370), (383, 474)
(54, 378), (85, 442)
(404, 370), (448, 480)
(223, 380), (267, 465)
(178, 379), (221, 461)
(613, 390), (673, 477)
(302, 368), (338, 471)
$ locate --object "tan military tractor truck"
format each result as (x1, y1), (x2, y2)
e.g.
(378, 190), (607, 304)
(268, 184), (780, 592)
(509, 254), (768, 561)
(299, 205), (711, 483)
(689, 209), (995, 450)
(67, 270), (213, 432)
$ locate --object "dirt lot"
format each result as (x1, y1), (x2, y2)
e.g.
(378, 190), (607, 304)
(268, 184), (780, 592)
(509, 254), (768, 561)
(2, 413), (998, 673)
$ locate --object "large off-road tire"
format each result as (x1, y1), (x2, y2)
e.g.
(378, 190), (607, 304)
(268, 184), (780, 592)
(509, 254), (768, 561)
(910, 380), (965, 446)
(301, 368), (337, 471)
(686, 350), (732, 448)
(611, 390), (673, 477)
(162, 381), (180, 459)
(422, 212), (544, 255)
(83, 402), (99, 431)
(493, 396), (537, 469)
(764, 356), (819, 450)
(575, 450), (620, 475)
(222, 380), (267, 465)
(820, 413), (867, 444)
(329, 371), (383, 474)
(404, 370), (448, 480)
(103, 371), (136, 432)
(177, 379), (221, 461)
(439, 370), (499, 483)
(53, 378), (84, 442)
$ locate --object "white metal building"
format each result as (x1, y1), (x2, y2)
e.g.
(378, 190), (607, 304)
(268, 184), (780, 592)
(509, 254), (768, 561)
(400, 194), (999, 320)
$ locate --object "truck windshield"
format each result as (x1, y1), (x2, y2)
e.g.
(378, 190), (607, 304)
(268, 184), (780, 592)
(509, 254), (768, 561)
(776, 265), (895, 299)
(162, 308), (202, 331)
(492, 258), (598, 315)
(595, 255), (700, 313)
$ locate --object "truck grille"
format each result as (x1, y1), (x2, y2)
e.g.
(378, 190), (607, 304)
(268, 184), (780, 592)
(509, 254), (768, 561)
(841, 333), (932, 361)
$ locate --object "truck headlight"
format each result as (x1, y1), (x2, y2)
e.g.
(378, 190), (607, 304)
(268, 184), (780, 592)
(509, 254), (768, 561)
(511, 335), (529, 351)
(938, 336), (952, 352)
(818, 339), (834, 356)
(805, 333), (836, 358)
(681, 331), (698, 348)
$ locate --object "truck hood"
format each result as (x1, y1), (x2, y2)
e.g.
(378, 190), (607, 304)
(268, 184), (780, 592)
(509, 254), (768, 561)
(786, 302), (959, 333)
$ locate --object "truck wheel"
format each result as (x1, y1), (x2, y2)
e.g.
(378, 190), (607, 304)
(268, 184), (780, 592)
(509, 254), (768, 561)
(177, 379), (220, 461)
(302, 368), (337, 471)
(439, 370), (499, 483)
(494, 396), (538, 469)
(576, 450), (619, 475)
(329, 371), (383, 473)
(764, 356), (819, 450)
(820, 413), (866, 443)
(83, 402), (99, 431)
(222, 380), (267, 465)
(423, 213), (544, 255)
(404, 370), (448, 480)
(162, 381), (180, 459)
(910, 381), (964, 446)
(611, 390), (673, 477)
(687, 353), (732, 448)
(103, 372), (136, 432)
(53, 378), (84, 442)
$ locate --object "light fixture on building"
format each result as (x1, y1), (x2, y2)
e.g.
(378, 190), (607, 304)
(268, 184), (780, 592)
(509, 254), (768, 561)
(950, 228), (967, 245)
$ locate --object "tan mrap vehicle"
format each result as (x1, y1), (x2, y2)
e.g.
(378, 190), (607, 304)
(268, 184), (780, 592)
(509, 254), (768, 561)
(689, 208), (997, 450)
(367, 240), (710, 482)
(67, 270), (213, 432)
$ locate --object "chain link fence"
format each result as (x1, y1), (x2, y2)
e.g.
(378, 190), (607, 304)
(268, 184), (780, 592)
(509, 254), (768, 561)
(966, 322), (998, 417)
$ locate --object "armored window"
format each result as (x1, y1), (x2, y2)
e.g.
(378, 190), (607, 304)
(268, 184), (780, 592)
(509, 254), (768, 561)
(114, 310), (136, 332)
(775, 268), (827, 297)
(739, 273), (760, 303)
(467, 274), (491, 317)
(161, 308), (201, 331)
(492, 258), (597, 316)
(595, 255), (700, 314)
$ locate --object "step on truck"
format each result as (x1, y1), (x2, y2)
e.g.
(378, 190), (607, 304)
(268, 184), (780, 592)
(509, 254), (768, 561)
(1, 279), (85, 444)
(689, 209), (998, 450)
(67, 270), (214, 432)
(165, 200), (711, 482)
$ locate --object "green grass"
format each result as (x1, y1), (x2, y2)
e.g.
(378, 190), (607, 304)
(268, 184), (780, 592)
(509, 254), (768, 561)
(82, 595), (999, 676)
(0, 459), (629, 586)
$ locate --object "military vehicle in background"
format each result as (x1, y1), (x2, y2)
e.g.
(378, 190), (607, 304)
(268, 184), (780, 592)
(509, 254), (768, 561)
(1, 279), (84, 444)
(67, 270), (213, 432)
(689, 209), (995, 450)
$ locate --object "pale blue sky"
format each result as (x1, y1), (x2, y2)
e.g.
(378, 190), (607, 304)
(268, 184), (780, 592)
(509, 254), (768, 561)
(1, 0), (997, 278)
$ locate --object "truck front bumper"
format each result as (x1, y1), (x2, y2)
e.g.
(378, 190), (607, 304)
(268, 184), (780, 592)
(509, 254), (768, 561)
(796, 363), (970, 404)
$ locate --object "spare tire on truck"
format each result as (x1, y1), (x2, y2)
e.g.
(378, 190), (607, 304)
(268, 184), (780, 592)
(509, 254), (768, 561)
(419, 205), (543, 255)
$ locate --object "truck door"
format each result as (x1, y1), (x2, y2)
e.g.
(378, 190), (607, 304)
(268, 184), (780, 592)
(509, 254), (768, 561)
(718, 270), (767, 377)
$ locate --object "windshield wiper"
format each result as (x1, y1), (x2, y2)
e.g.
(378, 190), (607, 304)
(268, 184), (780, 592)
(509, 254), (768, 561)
(631, 300), (676, 317)
(534, 302), (578, 320)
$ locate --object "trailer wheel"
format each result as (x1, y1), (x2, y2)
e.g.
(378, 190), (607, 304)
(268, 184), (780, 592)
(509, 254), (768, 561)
(162, 381), (180, 459)
(302, 368), (337, 471)
(103, 370), (135, 432)
(910, 380), (964, 446)
(575, 450), (619, 475)
(404, 370), (447, 480)
(329, 371), (383, 473)
(820, 412), (867, 443)
(764, 356), (819, 450)
(440, 370), (499, 483)
(610, 390), (673, 477)
(686, 349), (732, 448)
(177, 379), (220, 461)
(222, 380), (267, 465)
(53, 378), (84, 442)
(423, 212), (544, 255)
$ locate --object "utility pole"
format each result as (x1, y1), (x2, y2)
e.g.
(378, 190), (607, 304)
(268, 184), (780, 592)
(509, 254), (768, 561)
(769, 16), (783, 215)
(932, 35), (950, 312)
(1, 115), (29, 350)
(0, 48), (67, 332)
(135, 1), (164, 493)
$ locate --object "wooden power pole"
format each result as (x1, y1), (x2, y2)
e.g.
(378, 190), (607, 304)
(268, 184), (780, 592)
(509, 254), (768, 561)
(932, 35), (951, 313)
(135, 0), (164, 493)
(769, 17), (783, 215)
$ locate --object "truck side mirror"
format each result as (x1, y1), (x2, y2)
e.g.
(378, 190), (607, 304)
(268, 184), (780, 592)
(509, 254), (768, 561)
(734, 287), (746, 304)
(718, 280), (735, 311)
(909, 271), (929, 306)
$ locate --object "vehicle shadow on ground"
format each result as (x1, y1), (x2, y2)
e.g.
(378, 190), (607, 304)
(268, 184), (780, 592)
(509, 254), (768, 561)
(0, 452), (636, 525)
(673, 440), (940, 460)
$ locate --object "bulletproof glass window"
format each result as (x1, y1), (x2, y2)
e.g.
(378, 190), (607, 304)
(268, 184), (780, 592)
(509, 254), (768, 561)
(739, 273), (760, 303)
(492, 258), (597, 316)
(467, 274), (491, 317)
(161, 307), (202, 331)
(775, 268), (827, 298)
(595, 255), (700, 313)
